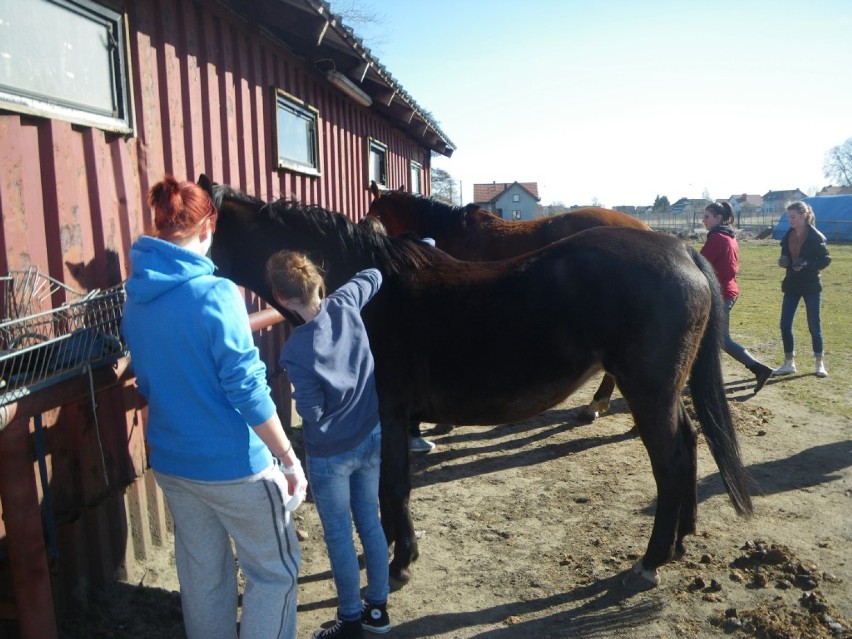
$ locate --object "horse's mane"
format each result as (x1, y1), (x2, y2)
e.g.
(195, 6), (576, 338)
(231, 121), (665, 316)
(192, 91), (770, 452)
(262, 197), (435, 277)
(386, 192), (480, 235)
(210, 182), (259, 208)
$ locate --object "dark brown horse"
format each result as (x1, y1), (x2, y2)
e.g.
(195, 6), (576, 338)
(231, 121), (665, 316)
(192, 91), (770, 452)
(367, 186), (652, 421)
(201, 176), (752, 590)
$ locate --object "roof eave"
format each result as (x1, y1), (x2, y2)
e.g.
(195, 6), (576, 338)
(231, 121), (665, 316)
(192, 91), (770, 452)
(254, 0), (455, 157)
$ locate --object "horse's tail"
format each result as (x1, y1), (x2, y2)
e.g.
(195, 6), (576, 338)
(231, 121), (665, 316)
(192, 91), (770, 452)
(687, 248), (753, 517)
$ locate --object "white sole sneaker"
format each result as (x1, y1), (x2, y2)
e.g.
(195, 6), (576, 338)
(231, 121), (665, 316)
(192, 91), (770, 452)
(773, 363), (797, 376)
(409, 437), (436, 453)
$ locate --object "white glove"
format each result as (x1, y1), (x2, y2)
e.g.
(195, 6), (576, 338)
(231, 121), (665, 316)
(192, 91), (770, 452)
(280, 457), (308, 512)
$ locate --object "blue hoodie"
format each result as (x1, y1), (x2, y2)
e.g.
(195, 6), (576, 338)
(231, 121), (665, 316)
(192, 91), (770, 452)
(121, 236), (276, 481)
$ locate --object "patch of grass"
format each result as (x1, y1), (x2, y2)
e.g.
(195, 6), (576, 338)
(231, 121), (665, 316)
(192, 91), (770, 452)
(697, 239), (851, 419)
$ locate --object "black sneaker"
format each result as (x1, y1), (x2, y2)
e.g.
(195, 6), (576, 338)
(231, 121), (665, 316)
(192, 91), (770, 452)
(313, 619), (363, 639)
(361, 602), (391, 634)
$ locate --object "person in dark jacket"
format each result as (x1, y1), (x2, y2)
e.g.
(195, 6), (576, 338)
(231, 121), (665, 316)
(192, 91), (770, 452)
(700, 202), (773, 394)
(772, 200), (831, 378)
(267, 251), (390, 639)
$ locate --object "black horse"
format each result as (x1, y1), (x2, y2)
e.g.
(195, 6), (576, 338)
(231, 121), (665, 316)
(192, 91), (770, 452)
(200, 176), (752, 589)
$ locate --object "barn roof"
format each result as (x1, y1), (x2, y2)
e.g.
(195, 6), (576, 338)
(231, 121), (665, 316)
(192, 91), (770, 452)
(245, 0), (456, 157)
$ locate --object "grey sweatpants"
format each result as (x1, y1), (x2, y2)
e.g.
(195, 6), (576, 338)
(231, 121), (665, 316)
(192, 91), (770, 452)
(155, 465), (301, 639)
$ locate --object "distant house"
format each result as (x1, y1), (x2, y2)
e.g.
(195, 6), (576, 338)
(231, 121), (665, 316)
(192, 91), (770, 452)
(613, 205), (637, 215)
(473, 181), (540, 220)
(761, 189), (807, 215)
(671, 197), (711, 220)
(816, 185), (852, 196)
(726, 193), (763, 214)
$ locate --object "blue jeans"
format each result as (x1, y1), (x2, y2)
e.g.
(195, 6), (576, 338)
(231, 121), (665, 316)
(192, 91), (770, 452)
(722, 297), (759, 368)
(780, 291), (823, 356)
(307, 424), (388, 620)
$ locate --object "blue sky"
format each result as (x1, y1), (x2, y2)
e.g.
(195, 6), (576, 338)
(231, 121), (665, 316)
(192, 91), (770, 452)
(339, 0), (852, 207)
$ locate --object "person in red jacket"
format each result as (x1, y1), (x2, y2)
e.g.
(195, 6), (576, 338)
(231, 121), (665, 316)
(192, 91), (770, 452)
(700, 202), (773, 394)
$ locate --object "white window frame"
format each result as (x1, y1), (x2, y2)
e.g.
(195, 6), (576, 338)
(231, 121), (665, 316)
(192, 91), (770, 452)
(409, 160), (422, 194)
(275, 89), (321, 176)
(512, 210), (522, 220)
(512, 193), (520, 202)
(0, 0), (133, 133)
(367, 138), (388, 188)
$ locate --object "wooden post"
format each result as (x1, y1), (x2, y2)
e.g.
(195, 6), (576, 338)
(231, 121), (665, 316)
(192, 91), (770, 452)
(0, 414), (58, 639)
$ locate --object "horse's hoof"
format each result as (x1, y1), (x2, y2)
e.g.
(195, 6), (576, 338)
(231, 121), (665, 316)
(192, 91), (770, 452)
(674, 540), (687, 559)
(389, 567), (411, 591)
(622, 560), (660, 591)
(578, 407), (599, 423)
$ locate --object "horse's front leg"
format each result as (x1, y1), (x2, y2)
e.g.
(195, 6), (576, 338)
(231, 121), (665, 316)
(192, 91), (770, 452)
(580, 372), (615, 422)
(379, 411), (416, 587)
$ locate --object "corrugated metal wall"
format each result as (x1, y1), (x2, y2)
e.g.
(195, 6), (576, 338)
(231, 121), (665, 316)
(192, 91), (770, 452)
(0, 0), (434, 630)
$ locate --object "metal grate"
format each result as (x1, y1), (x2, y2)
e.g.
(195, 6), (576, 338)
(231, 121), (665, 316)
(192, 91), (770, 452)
(1, 267), (127, 406)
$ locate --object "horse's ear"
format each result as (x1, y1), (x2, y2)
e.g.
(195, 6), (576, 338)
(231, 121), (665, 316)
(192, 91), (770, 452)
(370, 181), (381, 200)
(198, 173), (214, 196)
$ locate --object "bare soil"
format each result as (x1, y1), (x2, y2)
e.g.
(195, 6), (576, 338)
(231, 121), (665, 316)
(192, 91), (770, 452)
(60, 361), (852, 639)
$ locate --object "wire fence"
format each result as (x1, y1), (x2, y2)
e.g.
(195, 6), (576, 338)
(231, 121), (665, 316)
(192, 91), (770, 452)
(1, 267), (127, 406)
(637, 211), (852, 241)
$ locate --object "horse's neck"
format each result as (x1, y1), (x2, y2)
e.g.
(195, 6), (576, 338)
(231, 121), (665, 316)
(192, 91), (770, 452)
(469, 208), (508, 230)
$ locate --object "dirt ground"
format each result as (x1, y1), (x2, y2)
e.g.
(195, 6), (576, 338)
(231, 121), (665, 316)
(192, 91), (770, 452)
(60, 360), (851, 639)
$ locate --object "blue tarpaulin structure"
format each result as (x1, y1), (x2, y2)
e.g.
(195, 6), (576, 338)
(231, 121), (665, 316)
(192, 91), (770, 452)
(772, 195), (852, 241)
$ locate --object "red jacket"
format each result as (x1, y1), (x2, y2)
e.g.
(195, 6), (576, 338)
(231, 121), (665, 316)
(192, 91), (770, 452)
(700, 225), (739, 301)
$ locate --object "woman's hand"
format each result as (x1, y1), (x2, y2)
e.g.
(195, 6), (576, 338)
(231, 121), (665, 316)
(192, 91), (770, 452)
(281, 457), (308, 511)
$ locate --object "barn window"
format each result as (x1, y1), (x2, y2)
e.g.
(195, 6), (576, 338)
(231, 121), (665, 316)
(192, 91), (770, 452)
(275, 90), (320, 175)
(368, 138), (388, 188)
(0, 0), (132, 133)
(512, 210), (522, 220)
(513, 194), (520, 202)
(410, 160), (422, 194)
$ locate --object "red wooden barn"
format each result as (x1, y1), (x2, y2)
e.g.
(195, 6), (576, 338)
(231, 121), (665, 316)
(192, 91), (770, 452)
(0, 1), (454, 636)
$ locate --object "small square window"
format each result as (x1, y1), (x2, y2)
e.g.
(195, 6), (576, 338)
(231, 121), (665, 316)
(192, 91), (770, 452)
(513, 194), (520, 202)
(0, 0), (132, 132)
(275, 90), (320, 175)
(410, 161), (422, 194)
(368, 138), (388, 188)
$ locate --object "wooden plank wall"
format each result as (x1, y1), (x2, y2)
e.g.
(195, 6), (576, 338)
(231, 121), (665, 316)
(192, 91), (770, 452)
(0, 0), (433, 626)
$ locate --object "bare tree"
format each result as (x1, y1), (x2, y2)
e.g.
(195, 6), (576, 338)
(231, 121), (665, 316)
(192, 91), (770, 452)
(332, 2), (390, 49)
(431, 167), (458, 204)
(823, 137), (852, 187)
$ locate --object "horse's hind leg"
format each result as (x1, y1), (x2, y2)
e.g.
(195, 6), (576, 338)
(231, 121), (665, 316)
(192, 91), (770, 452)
(579, 373), (616, 422)
(675, 400), (698, 559)
(621, 394), (693, 588)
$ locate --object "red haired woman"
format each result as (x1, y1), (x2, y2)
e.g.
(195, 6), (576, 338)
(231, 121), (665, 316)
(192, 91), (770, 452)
(122, 176), (305, 639)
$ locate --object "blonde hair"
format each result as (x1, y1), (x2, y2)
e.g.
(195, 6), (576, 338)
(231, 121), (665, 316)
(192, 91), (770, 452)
(786, 201), (815, 226)
(360, 215), (388, 236)
(266, 250), (325, 304)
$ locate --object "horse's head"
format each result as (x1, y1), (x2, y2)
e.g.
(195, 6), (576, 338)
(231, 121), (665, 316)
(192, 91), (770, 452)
(366, 188), (430, 238)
